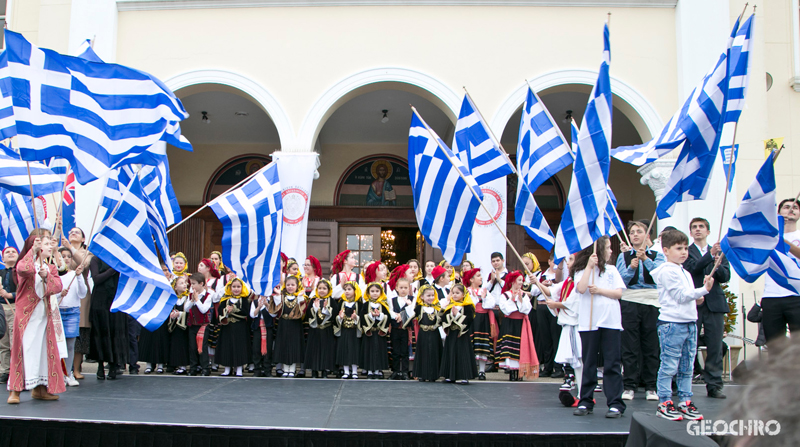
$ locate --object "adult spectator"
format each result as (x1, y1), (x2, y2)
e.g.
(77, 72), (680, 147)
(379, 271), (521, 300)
(0, 247), (18, 384)
(761, 198), (800, 346)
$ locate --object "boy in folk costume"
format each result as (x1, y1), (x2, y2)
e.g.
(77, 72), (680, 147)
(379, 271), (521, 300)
(268, 275), (306, 378)
(388, 270), (414, 380)
(304, 279), (337, 378)
(404, 285), (442, 382)
(250, 293), (275, 377)
(431, 265), (451, 309)
(439, 284), (478, 384)
(462, 268), (496, 380)
(497, 271), (539, 381)
(187, 273), (212, 376)
(333, 281), (362, 379)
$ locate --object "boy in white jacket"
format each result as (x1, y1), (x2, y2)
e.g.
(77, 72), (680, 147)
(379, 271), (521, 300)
(652, 230), (713, 422)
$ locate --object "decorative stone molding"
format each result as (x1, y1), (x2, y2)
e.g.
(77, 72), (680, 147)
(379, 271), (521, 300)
(637, 159), (675, 201)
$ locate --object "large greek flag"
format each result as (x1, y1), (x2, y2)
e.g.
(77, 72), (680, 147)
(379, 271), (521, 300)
(720, 152), (778, 282)
(0, 150), (63, 196)
(767, 217), (800, 295)
(452, 93), (514, 185)
(87, 176), (176, 330)
(0, 189), (35, 250)
(515, 179), (554, 251)
(409, 109), (483, 265)
(554, 24), (613, 262)
(0, 30), (192, 185)
(517, 86), (573, 194)
(725, 14), (754, 124)
(210, 162), (283, 296)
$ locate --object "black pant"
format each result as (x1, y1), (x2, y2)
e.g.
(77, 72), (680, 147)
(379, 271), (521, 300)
(126, 316), (141, 372)
(535, 303), (562, 373)
(391, 325), (409, 372)
(761, 297), (800, 345)
(251, 325), (273, 373)
(696, 306), (725, 392)
(579, 329), (625, 412)
(188, 325), (210, 373)
(621, 300), (659, 391)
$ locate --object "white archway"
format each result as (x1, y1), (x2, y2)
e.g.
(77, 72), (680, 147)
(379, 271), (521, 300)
(164, 69), (295, 150)
(490, 69), (664, 143)
(296, 67), (462, 152)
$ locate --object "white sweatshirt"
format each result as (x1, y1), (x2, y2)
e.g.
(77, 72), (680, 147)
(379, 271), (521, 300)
(652, 262), (709, 323)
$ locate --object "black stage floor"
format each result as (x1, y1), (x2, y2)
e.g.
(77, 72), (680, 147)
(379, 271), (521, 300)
(0, 377), (736, 446)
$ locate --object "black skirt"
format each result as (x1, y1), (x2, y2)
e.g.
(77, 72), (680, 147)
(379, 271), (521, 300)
(138, 322), (171, 364)
(360, 331), (389, 371)
(273, 318), (305, 365)
(440, 330), (477, 381)
(414, 329), (442, 381)
(472, 312), (492, 361)
(216, 320), (251, 367)
(336, 326), (360, 366)
(169, 326), (190, 366)
(497, 318), (524, 362)
(88, 289), (129, 365)
(304, 325), (337, 371)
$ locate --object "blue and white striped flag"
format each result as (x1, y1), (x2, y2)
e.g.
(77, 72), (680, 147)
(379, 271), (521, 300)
(88, 176), (176, 330)
(767, 217), (800, 295)
(112, 276), (175, 332)
(76, 39), (103, 63)
(452, 93), (515, 185)
(210, 162), (283, 296)
(136, 153), (181, 227)
(0, 189), (35, 250)
(517, 86), (573, 194)
(98, 169), (124, 226)
(47, 157), (70, 177)
(515, 179), (554, 251)
(554, 24), (613, 262)
(720, 152), (778, 282)
(0, 150), (64, 197)
(725, 14), (754, 124)
(0, 30), (192, 185)
(409, 108), (483, 265)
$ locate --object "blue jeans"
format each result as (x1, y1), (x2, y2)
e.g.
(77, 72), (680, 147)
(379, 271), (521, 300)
(656, 321), (696, 403)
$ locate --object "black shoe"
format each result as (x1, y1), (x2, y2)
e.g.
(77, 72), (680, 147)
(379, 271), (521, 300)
(707, 389), (727, 399)
(96, 370), (106, 380)
(0, 373), (8, 383)
(551, 370), (565, 379)
(478, 372), (486, 381)
(128, 369), (139, 375)
(606, 408), (623, 418)
(107, 366), (118, 381)
(573, 406), (592, 416)
(201, 370), (210, 377)
(539, 370), (552, 378)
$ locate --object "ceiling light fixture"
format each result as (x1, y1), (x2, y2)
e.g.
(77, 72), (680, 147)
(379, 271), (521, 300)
(381, 109), (389, 124)
(201, 111), (210, 124)
(234, 111), (249, 117)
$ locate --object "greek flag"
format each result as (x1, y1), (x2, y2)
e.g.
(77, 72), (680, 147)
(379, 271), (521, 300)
(88, 176), (176, 330)
(721, 144), (739, 192)
(452, 93), (515, 185)
(720, 153), (778, 282)
(517, 86), (573, 193)
(136, 153), (181, 227)
(515, 179), (554, 251)
(767, 217), (800, 295)
(210, 162), (283, 296)
(0, 189), (35, 250)
(0, 150), (64, 197)
(409, 109), (483, 265)
(554, 24), (613, 262)
(76, 39), (103, 63)
(0, 30), (192, 185)
(725, 14), (754, 124)
(98, 169), (124, 226)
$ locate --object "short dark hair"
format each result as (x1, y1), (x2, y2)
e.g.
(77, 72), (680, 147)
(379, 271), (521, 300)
(490, 252), (504, 260)
(627, 220), (648, 233)
(189, 273), (205, 285)
(660, 230), (689, 249)
(689, 217), (710, 231)
(58, 247), (71, 256)
(779, 198), (800, 211)
(660, 225), (678, 235)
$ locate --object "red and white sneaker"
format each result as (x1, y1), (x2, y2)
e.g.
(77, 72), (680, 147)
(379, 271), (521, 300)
(678, 401), (703, 421)
(657, 401), (683, 421)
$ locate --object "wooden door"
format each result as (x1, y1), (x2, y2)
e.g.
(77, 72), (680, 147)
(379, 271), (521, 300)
(307, 221), (338, 275)
(337, 226), (381, 275)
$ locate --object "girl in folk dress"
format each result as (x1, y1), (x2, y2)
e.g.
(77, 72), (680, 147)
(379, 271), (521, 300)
(269, 275), (306, 378)
(304, 279), (337, 378)
(216, 278), (252, 377)
(198, 259), (225, 371)
(439, 284), (478, 384)
(406, 259), (422, 295)
(330, 250), (359, 290)
(360, 283), (391, 379)
(168, 276), (191, 375)
(302, 256), (322, 297)
(334, 281), (361, 379)
(210, 251), (235, 284)
(463, 268), (496, 380)
(7, 235), (64, 404)
(497, 271), (539, 381)
(405, 285), (442, 382)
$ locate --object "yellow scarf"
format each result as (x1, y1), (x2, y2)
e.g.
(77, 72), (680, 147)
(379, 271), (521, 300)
(172, 252), (189, 276)
(415, 284), (441, 311)
(211, 250), (229, 275)
(439, 260), (456, 283)
(314, 279), (333, 300)
(341, 281), (362, 303)
(444, 288), (475, 312)
(220, 278), (250, 303)
(364, 282), (390, 312)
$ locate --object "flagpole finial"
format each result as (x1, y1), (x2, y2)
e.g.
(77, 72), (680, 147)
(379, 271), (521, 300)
(607, 12), (611, 27)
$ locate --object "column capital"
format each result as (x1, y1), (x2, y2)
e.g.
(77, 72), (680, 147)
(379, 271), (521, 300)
(637, 159), (675, 202)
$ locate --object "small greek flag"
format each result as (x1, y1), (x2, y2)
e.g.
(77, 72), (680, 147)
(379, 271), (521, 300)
(452, 93), (514, 185)
(515, 179), (554, 251)
(0, 189), (35, 250)
(0, 149), (64, 197)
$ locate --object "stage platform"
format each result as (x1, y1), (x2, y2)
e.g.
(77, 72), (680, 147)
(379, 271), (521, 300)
(0, 376), (736, 447)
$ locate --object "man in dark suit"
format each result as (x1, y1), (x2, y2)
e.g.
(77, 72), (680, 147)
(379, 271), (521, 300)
(683, 217), (730, 399)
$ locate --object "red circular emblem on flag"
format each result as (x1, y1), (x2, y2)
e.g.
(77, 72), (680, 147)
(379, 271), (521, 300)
(475, 188), (503, 226)
(282, 188), (309, 225)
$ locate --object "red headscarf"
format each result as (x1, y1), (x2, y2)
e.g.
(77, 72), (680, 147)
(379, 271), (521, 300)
(461, 268), (480, 287)
(306, 256), (322, 277)
(200, 258), (220, 278)
(501, 271), (523, 294)
(331, 250), (351, 275)
(280, 252), (288, 273)
(387, 264), (410, 291)
(363, 261), (381, 284)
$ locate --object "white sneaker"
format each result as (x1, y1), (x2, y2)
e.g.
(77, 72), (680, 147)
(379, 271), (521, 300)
(622, 389), (634, 400)
(66, 374), (80, 387)
(646, 390), (658, 401)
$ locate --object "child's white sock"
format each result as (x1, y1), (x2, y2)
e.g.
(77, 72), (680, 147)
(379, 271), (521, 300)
(208, 348), (215, 356)
(223, 366), (231, 375)
(147, 363), (153, 370)
(478, 360), (486, 373)
(157, 363), (164, 370)
(351, 365), (358, 375)
(343, 366), (351, 374)
(288, 363), (296, 373)
(236, 366), (243, 376)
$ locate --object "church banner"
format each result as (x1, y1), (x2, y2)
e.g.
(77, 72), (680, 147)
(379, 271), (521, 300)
(468, 177), (507, 274)
(273, 151), (318, 262)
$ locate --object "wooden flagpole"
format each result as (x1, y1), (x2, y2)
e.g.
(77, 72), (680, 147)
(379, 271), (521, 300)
(411, 105), (535, 277)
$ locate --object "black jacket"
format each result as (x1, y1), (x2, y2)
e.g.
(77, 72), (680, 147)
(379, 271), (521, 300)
(0, 304), (5, 340)
(683, 244), (730, 314)
(0, 266), (16, 304)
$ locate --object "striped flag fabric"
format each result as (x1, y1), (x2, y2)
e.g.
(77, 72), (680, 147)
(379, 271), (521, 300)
(452, 93), (515, 185)
(554, 24), (613, 262)
(0, 189), (35, 250)
(210, 161), (283, 296)
(0, 30), (192, 185)
(515, 179), (554, 251)
(88, 176), (176, 330)
(517, 86), (573, 194)
(136, 153), (181, 227)
(409, 109), (483, 265)
(0, 150), (64, 197)
(112, 276), (176, 332)
(767, 216), (800, 295)
(720, 153), (778, 282)
(76, 39), (103, 63)
(725, 14), (754, 124)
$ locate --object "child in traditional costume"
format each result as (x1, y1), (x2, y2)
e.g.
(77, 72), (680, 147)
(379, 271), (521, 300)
(250, 293), (274, 377)
(168, 276), (191, 375)
(439, 284), (478, 384)
(463, 268), (495, 380)
(388, 273), (414, 380)
(361, 283), (391, 379)
(216, 278), (251, 377)
(187, 273), (212, 376)
(405, 285), (442, 382)
(304, 279), (337, 378)
(497, 271), (539, 381)
(334, 281), (361, 379)
(269, 275), (306, 378)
